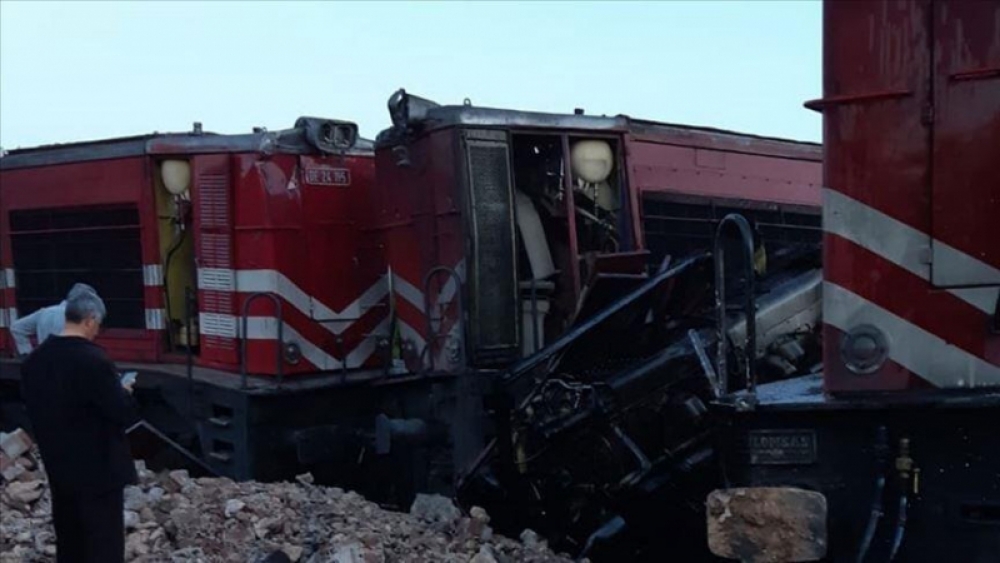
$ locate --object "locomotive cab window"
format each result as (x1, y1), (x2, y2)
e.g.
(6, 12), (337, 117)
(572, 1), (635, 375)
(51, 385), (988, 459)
(508, 133), (626, 355)
(9, 206), (145, 330)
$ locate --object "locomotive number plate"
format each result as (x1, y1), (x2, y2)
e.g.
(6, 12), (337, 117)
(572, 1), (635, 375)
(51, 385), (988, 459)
(745, 429), (817, 465)
(303, 167), (351, 187)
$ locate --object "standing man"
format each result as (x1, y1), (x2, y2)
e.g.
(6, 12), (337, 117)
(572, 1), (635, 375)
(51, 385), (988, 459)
(21, 290), (138, 563)
(10, 283), (97, 356)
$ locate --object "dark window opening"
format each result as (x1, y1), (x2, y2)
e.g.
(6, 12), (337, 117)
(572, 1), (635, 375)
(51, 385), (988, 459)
(10, 206), (145, 330)
(642, 198), (822, 272)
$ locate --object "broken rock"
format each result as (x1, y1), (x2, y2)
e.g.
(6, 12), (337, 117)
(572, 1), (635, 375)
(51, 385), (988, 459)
(6, 480), (44, 504)
(470, 544), (500, 563)
(282, 544), (304, 562)
(409, 493), (462, 530)
(330, 542), (364, 563)
(123, 509), (141, 530)
(225, 498), (247, 518)
(2, 461), (27, 482)
(0, 436), (574, 563)
(0, 429), (33, 459)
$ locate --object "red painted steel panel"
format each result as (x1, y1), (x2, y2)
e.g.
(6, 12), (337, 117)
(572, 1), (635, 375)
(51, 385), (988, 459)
(627, 138), (822, 208)
(0, 158), (146, 210)
(821, 0), (933, 392)
(930, 0), (1000, 285)
(226, 152), (385, 377)
(820, 0), (1000, 392)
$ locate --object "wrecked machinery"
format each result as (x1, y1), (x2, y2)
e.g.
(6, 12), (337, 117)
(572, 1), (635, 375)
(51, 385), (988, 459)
(460, 1), (1000, 562)
(0, 89), (820, 504)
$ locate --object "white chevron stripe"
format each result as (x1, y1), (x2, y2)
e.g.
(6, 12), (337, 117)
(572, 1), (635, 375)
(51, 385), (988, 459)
(393, 274), (426, 314)
(234, 269), (388, 332)
(824, 282), (1000, 388)
(1, 269), (14, 289)
(823, 189), (999, 315)
(392, 259), (466, 315)
(195, 264), (464, 372)
(200, 313), (392, 371)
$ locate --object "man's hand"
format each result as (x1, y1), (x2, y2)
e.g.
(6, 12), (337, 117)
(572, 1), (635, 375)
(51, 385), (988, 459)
(123, 382), (135, 395)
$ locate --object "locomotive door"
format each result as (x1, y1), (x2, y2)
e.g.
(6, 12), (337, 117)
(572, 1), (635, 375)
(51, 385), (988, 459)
(929, 0), (1000, 288)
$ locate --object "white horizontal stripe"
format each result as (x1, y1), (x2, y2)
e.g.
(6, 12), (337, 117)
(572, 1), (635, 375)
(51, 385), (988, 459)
(824, 188), (999, 315)
(824, 282), (1000, 388)
(1, 269), (14, 290)
(0, 308), (18, 328)
(145, 309), (166, 330)
(143, 265), (164, 287)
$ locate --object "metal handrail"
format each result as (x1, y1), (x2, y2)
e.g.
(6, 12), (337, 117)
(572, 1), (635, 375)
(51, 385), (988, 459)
(713, 213), (758, 400)
(421, 266), (466, 373)
(239, 292), (284, 390)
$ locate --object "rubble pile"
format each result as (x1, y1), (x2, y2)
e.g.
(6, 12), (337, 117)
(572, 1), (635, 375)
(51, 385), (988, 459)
(1, 429), (575, 563)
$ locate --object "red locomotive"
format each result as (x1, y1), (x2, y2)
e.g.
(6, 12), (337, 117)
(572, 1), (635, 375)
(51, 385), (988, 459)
(0, 98), (821, 510)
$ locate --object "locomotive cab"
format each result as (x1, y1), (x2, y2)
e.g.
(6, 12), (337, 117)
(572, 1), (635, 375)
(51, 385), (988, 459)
(373, 90), (645, 373)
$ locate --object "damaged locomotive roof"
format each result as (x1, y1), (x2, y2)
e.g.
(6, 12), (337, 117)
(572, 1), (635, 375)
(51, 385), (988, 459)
(376, 88), (822, 161)
(0, 119), (376, 170)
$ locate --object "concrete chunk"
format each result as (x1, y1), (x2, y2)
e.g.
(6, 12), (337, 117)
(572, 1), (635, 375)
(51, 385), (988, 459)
(707, 487), (827, 563)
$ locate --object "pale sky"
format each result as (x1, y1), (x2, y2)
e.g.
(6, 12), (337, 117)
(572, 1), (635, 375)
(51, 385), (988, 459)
(0, 0), (821, 150)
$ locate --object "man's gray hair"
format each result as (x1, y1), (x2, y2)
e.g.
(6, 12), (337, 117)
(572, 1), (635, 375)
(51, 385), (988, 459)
(67, 283), (97, 300)
(65, 291), (107, 325)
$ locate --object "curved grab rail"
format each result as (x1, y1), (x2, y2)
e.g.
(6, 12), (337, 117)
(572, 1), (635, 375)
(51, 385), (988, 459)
(239, 292), (284, 390)
(713, 213), (758, 400)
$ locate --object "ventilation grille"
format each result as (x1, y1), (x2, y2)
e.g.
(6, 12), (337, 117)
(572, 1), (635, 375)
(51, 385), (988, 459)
(9, 206), (145, 329)
(199, 233), (232, 270)
(198, 173), (230, 228)
(194, 160), (237, 356)
(465, 135), (518, 361)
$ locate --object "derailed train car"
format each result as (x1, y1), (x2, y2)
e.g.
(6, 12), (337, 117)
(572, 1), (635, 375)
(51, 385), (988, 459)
(458, 2), (1000, 561)
(0, 95), (821, 521)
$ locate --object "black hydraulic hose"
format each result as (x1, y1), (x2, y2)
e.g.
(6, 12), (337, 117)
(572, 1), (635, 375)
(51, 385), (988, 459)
(888, 493), (909, 562)
(856, 426), (890, 563)
(855, 474), (886, 563)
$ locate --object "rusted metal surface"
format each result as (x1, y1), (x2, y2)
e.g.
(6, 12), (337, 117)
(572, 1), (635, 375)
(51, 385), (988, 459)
(706, 487), (827, 563)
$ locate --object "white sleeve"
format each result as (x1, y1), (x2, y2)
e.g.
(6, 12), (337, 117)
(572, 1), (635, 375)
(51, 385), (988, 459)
(10, 309), (41, 355)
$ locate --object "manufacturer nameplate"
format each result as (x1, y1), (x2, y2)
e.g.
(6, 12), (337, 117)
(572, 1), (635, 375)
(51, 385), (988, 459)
(745, 429), (817, 465)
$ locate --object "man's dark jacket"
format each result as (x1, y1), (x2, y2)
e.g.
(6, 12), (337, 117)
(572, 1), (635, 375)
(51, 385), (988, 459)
(21, 336), (139, 495)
